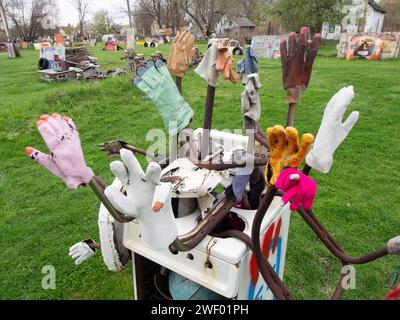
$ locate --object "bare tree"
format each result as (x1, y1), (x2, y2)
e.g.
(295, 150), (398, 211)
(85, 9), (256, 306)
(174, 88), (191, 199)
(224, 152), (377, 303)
(138, 0), (163, 29)
(4, 0), (54, 39)
(381, 0), (400, 31)
(180, 0), (228, 37)
(71, 0), (90, 36)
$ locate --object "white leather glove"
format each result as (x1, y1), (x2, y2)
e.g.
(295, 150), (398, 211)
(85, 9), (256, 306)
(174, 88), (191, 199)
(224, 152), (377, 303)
(306, 86), (360, 174)
(194, 43), (218, 87)
(105, 149), (178, 251)
(69, 239), (96, 266)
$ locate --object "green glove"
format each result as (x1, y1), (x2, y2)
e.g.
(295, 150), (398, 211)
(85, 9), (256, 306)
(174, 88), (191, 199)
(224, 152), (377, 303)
(134, 61), (194, 136)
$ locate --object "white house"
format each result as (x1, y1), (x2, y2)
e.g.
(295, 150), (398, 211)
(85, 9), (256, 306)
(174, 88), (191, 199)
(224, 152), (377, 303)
(323, 0), (386, 40)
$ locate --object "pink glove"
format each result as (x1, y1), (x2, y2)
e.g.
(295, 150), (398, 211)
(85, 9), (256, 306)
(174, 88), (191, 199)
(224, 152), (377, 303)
(276, 168), (316, 211)
(26, 114), (94, 189)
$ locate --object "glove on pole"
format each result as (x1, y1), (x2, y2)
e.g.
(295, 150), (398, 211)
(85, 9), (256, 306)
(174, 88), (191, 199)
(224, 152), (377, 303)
(195, 43), (218, 87)
(280, 27), (321, 126)
(241, 73), (262, 131)
(69, 240), (96, 266)
(26, 114), (94, 189)
(135, 61), (194, 136)
(265, 125), (314, 186)
(237, 47), (259, 83)
(276, 168), (317, 211)
(167, 31), (196, 78)
(306, 86), (359, 174)
(216, 46), (239, 84)
(104, 149), (178, 251)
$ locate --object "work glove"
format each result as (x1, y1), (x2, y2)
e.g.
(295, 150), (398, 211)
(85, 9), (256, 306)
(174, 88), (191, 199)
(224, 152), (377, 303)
(265, 125), (314, 186)
(216, 46), (239, 84)
(26, 114), (94, 189)
(306, 86), (359, 174)
(237, 47), (259, 81)
(276, 168), (317, 211)
(104, 149), (178, 251)
(241, 73), (262, 131)
(167, 31), (196, 78)
(134, 61), (194, 136)
(195, 43), (218, 87)
(281, 27), (321, 104)
(69, 239), (96, 266)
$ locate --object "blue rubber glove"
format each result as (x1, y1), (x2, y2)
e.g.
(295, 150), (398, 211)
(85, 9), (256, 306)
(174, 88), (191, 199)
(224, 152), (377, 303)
(134, 61), (194, 136)
(237, 47), (259, 76)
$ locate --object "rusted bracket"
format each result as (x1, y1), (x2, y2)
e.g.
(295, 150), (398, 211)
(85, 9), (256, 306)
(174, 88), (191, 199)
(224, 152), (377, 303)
(170, 194), (236, 252)
(89, 177), (134, 224)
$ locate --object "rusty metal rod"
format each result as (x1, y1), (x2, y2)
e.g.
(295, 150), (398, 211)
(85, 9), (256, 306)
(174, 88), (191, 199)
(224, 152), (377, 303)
(170, 195), (235, 252)
(200, 85), (216, 160)
(286, 103), (298, 127)
(215, 229), (291, 299)
(89, 177), (134, 223)
(331, 268), (349, 300)
(251, 186), (293, 300)
(298, 208), (388, 265)
(176, 76), (182, 94)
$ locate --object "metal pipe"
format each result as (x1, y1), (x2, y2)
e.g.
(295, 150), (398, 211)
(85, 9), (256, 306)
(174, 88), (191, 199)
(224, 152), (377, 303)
(177, 195), (235, 245)
(298, 208), (388, 265)
(216, 229), (292, 299)
(89, 177), (134, 223)
(251, 186), (293, 300)
(176, 76), (182, 94)
(200, 85), (216, 160)
(286, 103), (298, 127)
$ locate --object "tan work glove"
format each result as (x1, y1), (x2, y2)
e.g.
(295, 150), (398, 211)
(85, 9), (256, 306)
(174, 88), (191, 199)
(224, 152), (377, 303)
(216, 46), (239, 84)
(265, 125), (314, 186)
(167, 31), (196, 78)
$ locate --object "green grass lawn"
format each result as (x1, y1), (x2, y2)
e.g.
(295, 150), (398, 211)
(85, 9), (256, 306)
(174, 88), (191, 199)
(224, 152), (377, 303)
(0, 41), (399, 300)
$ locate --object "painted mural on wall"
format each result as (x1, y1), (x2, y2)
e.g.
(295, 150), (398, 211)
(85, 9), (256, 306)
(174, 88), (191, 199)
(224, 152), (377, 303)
(251, 35), (282, 59)
(338, 33), (400, 60)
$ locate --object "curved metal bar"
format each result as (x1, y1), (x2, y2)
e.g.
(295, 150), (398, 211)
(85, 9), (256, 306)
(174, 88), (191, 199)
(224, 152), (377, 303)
(170, 195), (236, 252)
(298, 208), (388, 265)
(89, 177), (134, 224)
(216, 229), (292, 300)
(251, 186), (293, 300)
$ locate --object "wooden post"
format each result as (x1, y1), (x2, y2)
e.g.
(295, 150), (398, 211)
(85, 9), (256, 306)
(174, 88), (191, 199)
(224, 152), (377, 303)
(200, 85), (216, 161)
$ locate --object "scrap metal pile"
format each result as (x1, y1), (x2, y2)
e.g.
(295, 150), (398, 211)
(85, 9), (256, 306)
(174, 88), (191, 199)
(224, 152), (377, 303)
(26, 28), (400, 300)
(65, 47), (106, 81)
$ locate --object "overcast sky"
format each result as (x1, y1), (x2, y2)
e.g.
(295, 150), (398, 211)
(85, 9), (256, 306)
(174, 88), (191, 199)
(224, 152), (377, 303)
(56, 0), (130, 26)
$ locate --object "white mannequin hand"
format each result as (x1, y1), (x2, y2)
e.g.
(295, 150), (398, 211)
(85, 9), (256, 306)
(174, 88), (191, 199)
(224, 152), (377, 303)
(105, 149), (178, 251)
(306, 86), (360, 174)
(69, 240), (96, 266)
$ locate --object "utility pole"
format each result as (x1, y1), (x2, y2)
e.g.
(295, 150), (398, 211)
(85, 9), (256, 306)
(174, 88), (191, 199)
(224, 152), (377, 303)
(0, 0), (11, 42)
(126, 0), (133, 28)
(0, 0), (20, 57)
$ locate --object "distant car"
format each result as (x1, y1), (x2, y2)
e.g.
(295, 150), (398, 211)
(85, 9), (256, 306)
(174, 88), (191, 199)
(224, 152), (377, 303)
(101, 34), (120, 43)
(207, 38), (243, 55)
(0, 42), (7, 51)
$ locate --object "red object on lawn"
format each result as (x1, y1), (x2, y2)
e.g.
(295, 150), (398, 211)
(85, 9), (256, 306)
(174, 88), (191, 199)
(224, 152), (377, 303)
(384, 285), (400, 300)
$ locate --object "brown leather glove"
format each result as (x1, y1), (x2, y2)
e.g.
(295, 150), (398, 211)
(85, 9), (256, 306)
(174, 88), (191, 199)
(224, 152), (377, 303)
(216, 46), (239, 84)
(265, 125), (314, 186)
(280, 27), (321, 104)
(167, 31), (196, 78)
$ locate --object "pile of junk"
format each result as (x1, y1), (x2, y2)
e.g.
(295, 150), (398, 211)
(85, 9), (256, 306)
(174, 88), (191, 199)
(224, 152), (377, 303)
(26, 29), (400, 300)
(38, 46), (127, 82)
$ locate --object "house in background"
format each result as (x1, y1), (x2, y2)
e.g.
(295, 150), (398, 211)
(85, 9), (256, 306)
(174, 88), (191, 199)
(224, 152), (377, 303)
(364, 0), (386, 33)
(323, 0), (387, 40)
(216, 17), (256, 43)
